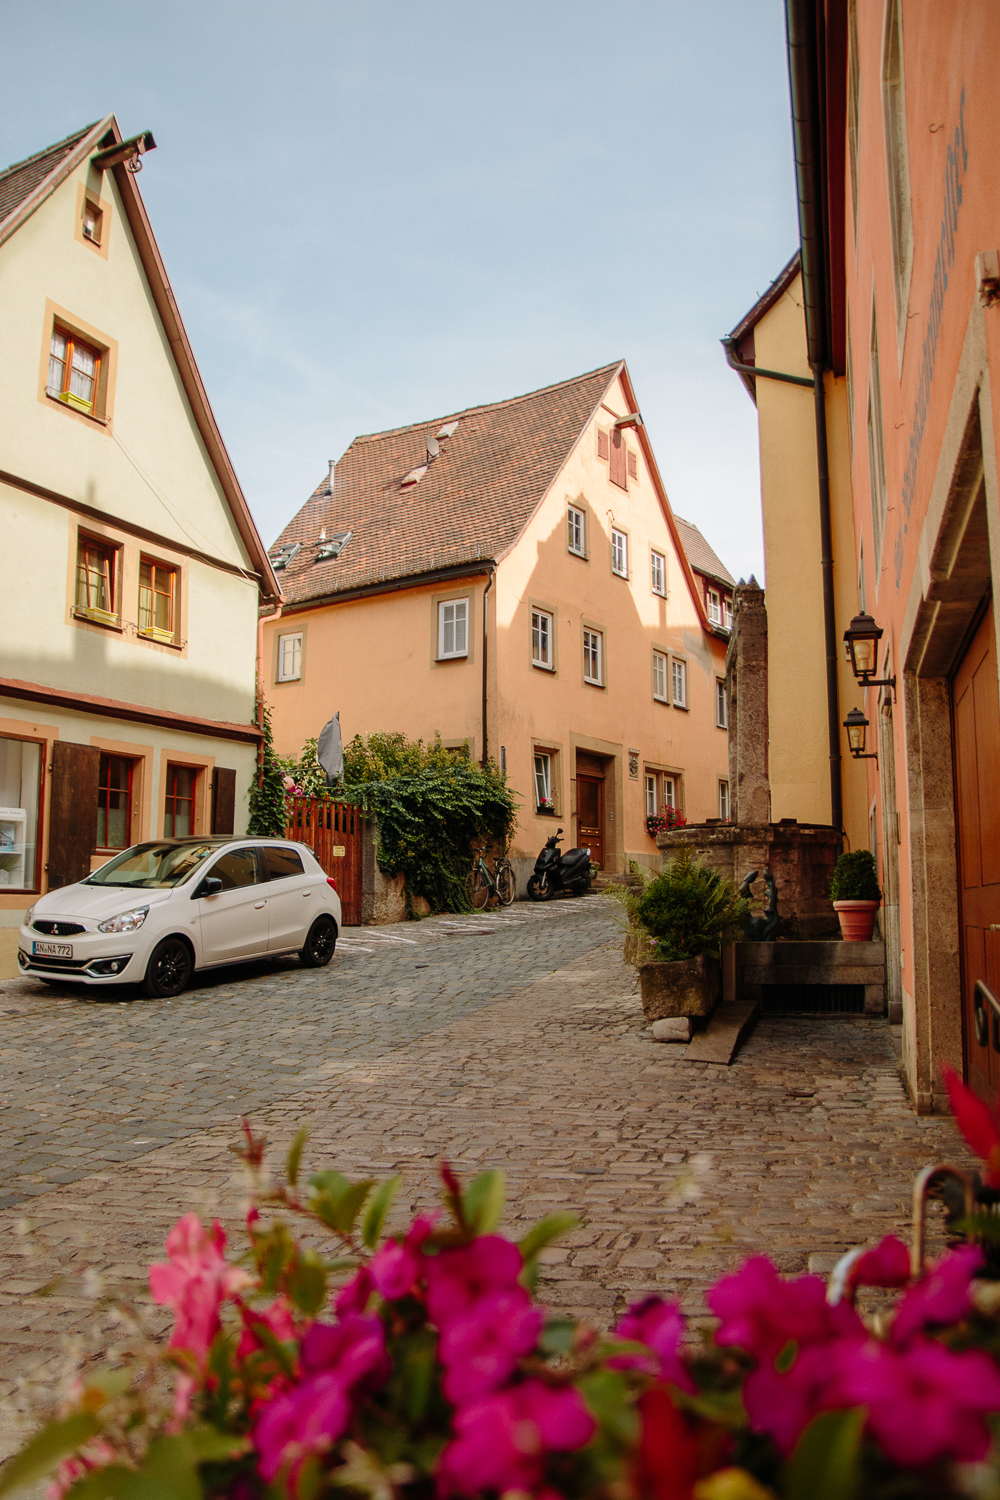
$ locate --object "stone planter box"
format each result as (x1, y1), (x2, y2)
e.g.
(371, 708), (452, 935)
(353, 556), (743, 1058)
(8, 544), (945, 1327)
(623, 931), (651, 966)
(639, 953), (721, 1020)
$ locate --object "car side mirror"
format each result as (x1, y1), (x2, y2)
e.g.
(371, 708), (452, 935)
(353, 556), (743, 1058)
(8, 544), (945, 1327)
(194, 875), (223, 899)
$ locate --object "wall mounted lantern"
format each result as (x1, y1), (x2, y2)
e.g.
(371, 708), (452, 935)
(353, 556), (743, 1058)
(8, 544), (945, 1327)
(844, 707), (878, 760)
(843, 612), (896, 695)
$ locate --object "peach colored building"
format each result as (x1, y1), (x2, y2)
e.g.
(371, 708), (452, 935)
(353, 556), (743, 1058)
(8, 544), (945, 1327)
(738, 1), (1000, 1112)
(262, 364), (733, 889)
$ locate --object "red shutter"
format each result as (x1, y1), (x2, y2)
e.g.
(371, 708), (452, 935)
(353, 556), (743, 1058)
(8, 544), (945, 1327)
(597, 430), (609, 460)
(212, 768), (238, 833)
(610, 428), (627, 489)
(48, 741), (100, 889)
(627, 450), (638, 480)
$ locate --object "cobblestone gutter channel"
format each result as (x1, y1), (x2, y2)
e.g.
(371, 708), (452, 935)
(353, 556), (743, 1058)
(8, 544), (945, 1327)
(0, 899), (976, 1461)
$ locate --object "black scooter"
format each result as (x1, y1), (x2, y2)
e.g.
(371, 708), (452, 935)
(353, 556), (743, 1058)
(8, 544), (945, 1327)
(526, 828), (592, 901)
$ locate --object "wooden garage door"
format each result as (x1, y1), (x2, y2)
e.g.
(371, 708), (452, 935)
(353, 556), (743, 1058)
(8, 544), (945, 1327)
(953, 602), (1000, 1104)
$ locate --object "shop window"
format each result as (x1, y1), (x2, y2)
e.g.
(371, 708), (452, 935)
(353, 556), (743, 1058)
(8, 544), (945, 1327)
(164, 764), (197, 837)
(0, 736), (42, 891)
(97, 754), (134, 850)
(75, 534), (118, 624)
(138, 559), (178, 642)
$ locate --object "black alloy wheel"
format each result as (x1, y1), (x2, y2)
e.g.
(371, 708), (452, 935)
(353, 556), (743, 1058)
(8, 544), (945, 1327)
(142, 937), (193, 998)
(300, 915), (337, 968)
(526, 874), (550, 902)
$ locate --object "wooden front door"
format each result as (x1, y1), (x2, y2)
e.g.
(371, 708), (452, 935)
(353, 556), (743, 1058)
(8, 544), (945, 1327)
(953, 602), (1000, 1103)
(577, 774), (604, 869)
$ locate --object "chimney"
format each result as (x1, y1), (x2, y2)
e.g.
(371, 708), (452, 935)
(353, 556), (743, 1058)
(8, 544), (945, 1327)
(325, 460), (335, 495)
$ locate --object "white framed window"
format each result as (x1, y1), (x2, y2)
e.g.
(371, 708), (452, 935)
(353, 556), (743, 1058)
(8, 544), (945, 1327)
(645, 774), (657, 817)
(707, 589), (722, 625)
(672, 657), (687, 708)
(438, 598), (469, 659)
(716, 678), (727, 728)
(534, 752), (553, 811)
(723, 598), (733, 630)
(611, 528), (628, 578)
(277, 632), (303, 682)
(583, 628), (603, 685)
(652, 650), (668, 703)
(719, 780), (730, 821)
(567, 505), (586, 557)
(531, 610), (553, 669)
(663, 775), (676, 809)
(650, 551), (666, 597)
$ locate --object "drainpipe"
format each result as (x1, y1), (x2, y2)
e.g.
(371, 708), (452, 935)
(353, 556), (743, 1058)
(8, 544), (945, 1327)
(481, 568), (495, 767)
(256, 599), (282, 779)
(720, 336), (813, 389)
(785, 0), (843, 833)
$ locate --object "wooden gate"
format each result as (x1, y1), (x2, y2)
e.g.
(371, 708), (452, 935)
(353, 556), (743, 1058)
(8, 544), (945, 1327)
(285, 798), (363, 927)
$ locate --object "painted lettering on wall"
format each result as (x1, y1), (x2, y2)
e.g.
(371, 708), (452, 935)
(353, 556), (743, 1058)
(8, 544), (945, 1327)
(895, 88), (968, 586)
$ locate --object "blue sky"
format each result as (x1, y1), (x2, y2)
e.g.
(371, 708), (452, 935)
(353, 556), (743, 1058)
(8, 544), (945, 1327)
(5, 1), (798, 581)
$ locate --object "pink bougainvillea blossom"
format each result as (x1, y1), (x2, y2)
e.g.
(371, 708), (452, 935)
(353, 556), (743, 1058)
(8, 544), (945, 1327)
(148, 1213), (250, 1362)
(892, 1244), (983, 1344)
(424, 1235), (524, 1327)
(707, 1256), (860, 1361)
(609, 1296), (695, 1392)
(830, 1336), (1000, 1467)
(943, 1066), (1000, 1186)
(334, 1266), (373, 1317)
(741, 1341), (842, 1456)
(848, 1235), (912, 1292)
(254, 1372), (352, 1482)
(437, 1288), (544, 1402)
(437, 1379), (594, 1496)
(46, 1438), (119, 1500)
(300, 1312), (389, 1392)
(236, 1295), (300, 1359)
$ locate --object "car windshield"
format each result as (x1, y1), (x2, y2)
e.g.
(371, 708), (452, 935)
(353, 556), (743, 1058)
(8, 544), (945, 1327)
(84, 842), (219, 888)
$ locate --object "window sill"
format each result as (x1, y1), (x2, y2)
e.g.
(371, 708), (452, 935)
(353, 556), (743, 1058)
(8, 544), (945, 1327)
(568, 549), (589, 562)
(584, 679), (605, 689)
(532, 661), (555, 673)
(137, 630), (182, 650)
(673, 702), (689, 712)
(437, 652), (470, 663)
(46, 391), (107, 426)
(653, 695), (670, 706)
(73, 608), (122, 632)
(612, 570), (630, 581)
(276, 675), (302, 684)
(536, 807), (558, 817)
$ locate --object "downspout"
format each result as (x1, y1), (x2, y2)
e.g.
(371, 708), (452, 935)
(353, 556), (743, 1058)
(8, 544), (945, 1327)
(720, 336), (813, 389)
(481, 568), (495, 767)
(785, 0), (843, 833)
(256, 600), (283, 779)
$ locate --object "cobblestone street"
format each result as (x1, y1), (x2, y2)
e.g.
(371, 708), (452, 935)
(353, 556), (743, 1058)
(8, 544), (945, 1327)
(0, 896), (975, 1460)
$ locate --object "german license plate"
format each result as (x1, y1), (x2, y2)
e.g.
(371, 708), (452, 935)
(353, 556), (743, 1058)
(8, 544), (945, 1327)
(33, 941), (72, 958)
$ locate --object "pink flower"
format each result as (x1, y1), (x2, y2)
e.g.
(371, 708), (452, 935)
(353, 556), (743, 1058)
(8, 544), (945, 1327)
(438, 1288), (544, 1402)
(830, 1336), (1000, 1466)
(237, 1295), (299, 1359)
(707, 1256), (858, 1361)
(425, 1235), (523, 1327)
(609, 1296), (695, 1392)
(437, 1380), (594, 1496)
(892, 1244), (983, 1344)
(254, 1372), (351, 1482)
(148, 1213), (250, 1363)
(46, 1439), (118, 1500)
(334, 1266), (373, 1316)
(944, 1066), (1000, 1186)
(300, 1312), (388, 1391)
(742, 1341), (840, 1455)
(848, 1235), (911, 1292)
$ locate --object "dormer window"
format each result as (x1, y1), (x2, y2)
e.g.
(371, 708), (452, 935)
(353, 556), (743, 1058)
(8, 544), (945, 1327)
(707, 588), (722, 626)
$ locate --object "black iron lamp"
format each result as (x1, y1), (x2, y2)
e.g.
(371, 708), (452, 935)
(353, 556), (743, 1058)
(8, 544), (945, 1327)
(844, 707), (877, 760)
(843, 612), (896, 693)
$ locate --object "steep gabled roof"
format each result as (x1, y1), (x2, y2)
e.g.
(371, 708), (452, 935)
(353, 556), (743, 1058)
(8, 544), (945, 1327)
(672, 515), (736, 588)
(269, 363), (623, 605)
(0, 118), (279, 600)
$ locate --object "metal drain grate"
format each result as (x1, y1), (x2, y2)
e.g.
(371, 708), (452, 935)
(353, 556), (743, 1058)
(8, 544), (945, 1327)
(761, 984), (866, 1015)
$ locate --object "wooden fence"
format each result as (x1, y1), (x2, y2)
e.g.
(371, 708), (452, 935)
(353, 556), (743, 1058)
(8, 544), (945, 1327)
(284, 797), (363, 926)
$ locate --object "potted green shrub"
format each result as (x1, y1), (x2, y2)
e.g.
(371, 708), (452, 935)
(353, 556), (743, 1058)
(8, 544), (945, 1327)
(830, 847), (882, 941)
(634, 848), (749, 1021)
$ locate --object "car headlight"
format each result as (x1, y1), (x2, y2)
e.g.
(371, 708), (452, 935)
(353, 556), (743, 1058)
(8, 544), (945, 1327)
(97, 906), (149, 934)
(24, 903), (36, 925)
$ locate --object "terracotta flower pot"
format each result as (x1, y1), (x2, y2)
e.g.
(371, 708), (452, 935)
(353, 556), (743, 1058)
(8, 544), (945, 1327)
(833, 899), (880, 941)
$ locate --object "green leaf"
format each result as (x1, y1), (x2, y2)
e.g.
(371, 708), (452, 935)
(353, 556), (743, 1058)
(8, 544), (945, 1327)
(463, 1170), (505, 1234)
(955, 1213), (1000, 1241)
(579, 1369), (638, 1443)
(539, 1317), (577, 1354)
(785, 1407), (865, 1500)
(288, 1248), (327, 1315)
(331, 1179), (375, 1233)
(184, 1427), (251, 1463)
(362, 1174), (402, 1249)
(519, 1212), (579, 1261)
(775, 1338), (798, 1373)
(285, 1127), (309, 1189)
(308, 1169), (351, 1199)
(0, 1413), (101, 1497)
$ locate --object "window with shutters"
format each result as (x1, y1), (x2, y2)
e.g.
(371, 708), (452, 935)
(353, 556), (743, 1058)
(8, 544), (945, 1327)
(0, 733), (43, 892)
(96, 754), (134, 850)
(652, 650), (668, 703)
(164, 764), (197, 838)
(611, 529), (628, 578)
(597, 430), (609, 460)
(672, 657), (687, 709)
(75, 534), (119, 625)
(138, 558), (178, 643)
(438, 598), (469, 659)
(716, 679), (728, 729)
(609, 427), (627, 489)
(531, 610), (553, 670)
(627, 451), (638, 480)
(583, 628), (603, 686)
(650, 551), (666, 597)
(567, 505), (586, 558)
(277, 632), (303, 681)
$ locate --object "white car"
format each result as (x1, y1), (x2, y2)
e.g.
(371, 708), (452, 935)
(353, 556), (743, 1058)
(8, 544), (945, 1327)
(17, 836), (342, 998)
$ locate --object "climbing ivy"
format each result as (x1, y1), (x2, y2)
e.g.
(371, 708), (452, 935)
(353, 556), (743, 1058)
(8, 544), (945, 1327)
(247, 699), (288, 837)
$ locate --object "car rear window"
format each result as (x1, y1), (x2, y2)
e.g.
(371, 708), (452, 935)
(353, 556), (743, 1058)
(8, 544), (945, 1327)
(261, 845), (304, 880)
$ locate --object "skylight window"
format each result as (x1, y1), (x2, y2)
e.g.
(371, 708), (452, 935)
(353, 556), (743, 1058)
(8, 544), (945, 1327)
(401, 465), (428, 487)
(270, 542), (301, 571)
(437, 421), (459, 439)
(315, 530), (353, 563)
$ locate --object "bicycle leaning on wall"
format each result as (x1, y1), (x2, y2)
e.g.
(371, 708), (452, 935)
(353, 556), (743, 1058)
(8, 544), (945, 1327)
(465, 844), (516, 909)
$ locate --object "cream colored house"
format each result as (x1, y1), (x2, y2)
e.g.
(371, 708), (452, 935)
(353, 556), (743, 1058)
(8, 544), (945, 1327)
(262, 363), (733, 886)
(0, 118), (278, 936)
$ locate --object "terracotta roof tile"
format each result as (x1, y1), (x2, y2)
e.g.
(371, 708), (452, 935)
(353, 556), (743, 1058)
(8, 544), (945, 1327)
(672, 515), (736, 588)
(269, 363), (623, 605)
(0, 123), (101, 228)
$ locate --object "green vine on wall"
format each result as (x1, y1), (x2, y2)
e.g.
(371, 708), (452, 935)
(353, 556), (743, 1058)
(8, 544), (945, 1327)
(248, 699), (288, 837)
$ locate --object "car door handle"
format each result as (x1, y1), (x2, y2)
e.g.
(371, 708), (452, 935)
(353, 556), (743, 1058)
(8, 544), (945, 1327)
(254, 901), (266, 910)
(303, 890), (312, 897)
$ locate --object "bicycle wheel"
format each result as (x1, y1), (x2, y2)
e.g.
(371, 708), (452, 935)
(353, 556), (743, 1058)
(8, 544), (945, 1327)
(496, 862), (516, 906)
(465, 869), (491, 910)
